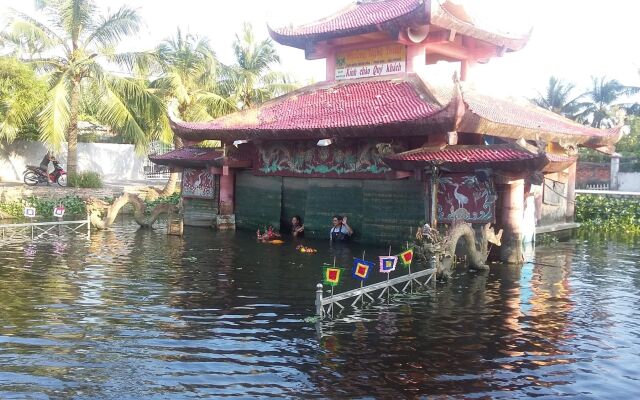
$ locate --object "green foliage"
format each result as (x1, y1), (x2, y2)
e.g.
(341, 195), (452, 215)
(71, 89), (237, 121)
(530, 76), (581, 117)
(0, 200), (24, 218)
(0, 57), (47, 141)
(143, 192), (180, 210)
(0, 195), (86, 219)
(67, 171), (103, 188)
(2, 1), (160, 175)
(222, 23), (298, 110)
(575, 194), (640, 235)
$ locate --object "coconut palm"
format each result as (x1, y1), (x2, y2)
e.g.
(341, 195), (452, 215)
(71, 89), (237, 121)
(531, 76), (581, 118)
(123, 29), (236, 195)
(574, 76), (640, 128)
(1, 0), (164, 177)
(222, 23), (297, 110)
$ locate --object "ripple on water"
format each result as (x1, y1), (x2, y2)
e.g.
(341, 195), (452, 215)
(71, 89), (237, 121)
(0, 225), (639, 397)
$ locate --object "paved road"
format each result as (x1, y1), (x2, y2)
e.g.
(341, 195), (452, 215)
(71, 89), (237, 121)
(0, 178), (171, 189)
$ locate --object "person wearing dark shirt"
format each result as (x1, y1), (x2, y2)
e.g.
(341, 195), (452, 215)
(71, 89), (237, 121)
(292, 215), (305, 238)
(329, 215), (353, 242)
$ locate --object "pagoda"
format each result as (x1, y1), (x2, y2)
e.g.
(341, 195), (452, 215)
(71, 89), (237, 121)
(151, 0), (622, 262)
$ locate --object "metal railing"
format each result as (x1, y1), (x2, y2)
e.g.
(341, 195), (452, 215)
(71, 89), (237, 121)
(315, 266), (437, 319)
(0, 216), (91, 244)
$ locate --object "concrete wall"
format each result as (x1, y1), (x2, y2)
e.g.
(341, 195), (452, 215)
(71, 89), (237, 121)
(0, 141), (145, 182)
(619, 172), (640, 192)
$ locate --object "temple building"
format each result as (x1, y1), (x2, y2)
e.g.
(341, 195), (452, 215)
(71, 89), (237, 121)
(150, 0), (623, 262)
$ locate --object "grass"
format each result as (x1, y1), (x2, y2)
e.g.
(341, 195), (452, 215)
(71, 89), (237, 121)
(68, 171), (103, 188)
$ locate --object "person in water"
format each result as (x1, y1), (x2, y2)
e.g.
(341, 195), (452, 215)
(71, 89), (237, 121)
(292, 215), (305, 238)
(330, 215), (353, 242)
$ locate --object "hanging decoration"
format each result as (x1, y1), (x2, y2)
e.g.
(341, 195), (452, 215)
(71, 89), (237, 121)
(352, 258), (374, 281)
(323, 265), (343, 286)
(437, 174), (496, 223)
(379, 256), (398, 273)
(398, 248), (414, 268)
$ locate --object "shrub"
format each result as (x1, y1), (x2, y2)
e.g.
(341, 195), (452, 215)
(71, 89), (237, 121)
(0, 195), (87, 219)
(68, 171), (103, 188)
(575, 194), (640, 235)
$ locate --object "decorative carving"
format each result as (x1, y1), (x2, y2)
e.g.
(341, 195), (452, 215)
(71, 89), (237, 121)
(438, 174), (496, 223)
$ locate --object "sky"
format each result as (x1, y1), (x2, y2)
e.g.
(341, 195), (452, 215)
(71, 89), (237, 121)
(1, 0), (639, 100)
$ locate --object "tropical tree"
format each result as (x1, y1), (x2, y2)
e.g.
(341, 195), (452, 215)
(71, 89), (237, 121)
(0, 57), (47, 141)
(222, 23), (297, 110)
(574, 76), (640, 128)
(531, 76), (581, 118)
(1, 0), (164, 177)
(123, 29), (236, 195)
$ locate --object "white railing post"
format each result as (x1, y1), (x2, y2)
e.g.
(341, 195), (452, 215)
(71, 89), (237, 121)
(315, 283), (324, 317)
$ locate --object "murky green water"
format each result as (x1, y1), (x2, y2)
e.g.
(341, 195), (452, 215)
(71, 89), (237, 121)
(0, 222), (638, 398)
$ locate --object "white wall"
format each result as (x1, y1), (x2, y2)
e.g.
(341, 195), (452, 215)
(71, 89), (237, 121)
(618, 173), (640, 192)
(0, 141), (146, 182)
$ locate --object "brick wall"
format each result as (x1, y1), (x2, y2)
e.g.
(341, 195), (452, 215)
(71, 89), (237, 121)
(576, 162), (610, 188)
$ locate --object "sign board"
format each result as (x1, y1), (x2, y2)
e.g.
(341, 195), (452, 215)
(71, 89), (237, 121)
(53, 205), (65, 218)
(23, 207), (36, 218)
(335, 44), (406, 80)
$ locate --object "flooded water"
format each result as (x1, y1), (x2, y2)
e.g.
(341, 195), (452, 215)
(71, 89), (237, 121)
(0, 222), (639, 398)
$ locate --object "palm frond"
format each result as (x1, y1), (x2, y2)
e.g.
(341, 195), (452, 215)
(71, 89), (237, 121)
(83, 6), (140, 48)
(3, 15), (64, 55)
(96, 78), (150, 153)
(60, 0), (96, 44)
(194, 92), (237, 118)
(38, 71), (72, 151)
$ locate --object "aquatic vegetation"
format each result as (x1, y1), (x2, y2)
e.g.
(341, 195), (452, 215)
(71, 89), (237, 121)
(575, 194), (640, 235)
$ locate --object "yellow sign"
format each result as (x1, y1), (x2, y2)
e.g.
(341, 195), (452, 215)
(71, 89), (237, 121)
(335, 44), (406, 80)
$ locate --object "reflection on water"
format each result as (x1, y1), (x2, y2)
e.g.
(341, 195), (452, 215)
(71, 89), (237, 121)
(0, 222), (639, 398)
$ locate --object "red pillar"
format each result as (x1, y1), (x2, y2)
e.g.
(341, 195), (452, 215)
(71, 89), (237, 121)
(500, 178), (524, 263)
(565, 162), (577, 221)
(219, 166), (234, 215)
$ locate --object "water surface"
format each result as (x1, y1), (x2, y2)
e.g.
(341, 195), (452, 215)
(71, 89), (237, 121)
(0, 223), (638, 398)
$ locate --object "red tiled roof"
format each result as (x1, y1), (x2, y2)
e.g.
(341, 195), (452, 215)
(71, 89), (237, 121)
(169, 74), (622, 151)
(386, 144), (537, 163)
(149, 147), (223, 168)
(542, 152), (578, 173)
(546, 153), (576, 163)
(383, 144), (548, 172)
(170, 75), (453, 141)
(269, 0), (425, 48)
(458, 89), (624, 148)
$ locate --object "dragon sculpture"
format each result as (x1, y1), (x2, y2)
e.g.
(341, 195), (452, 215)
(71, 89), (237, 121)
(414, 220), (503, 276)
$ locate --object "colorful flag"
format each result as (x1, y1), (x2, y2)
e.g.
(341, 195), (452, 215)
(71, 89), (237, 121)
(399, 248), (414, 267)
(323, 265), (342, 286)
(352, 258), (374, 281)
(379, 256), (398, 273)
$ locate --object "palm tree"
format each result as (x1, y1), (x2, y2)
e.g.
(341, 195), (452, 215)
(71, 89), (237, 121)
(222, 23), (297, 110)
(531, 76), (581, 118)
(1, 0), (163, 177)
(574, 76), (640, 128)
(125, 29), (236, 195)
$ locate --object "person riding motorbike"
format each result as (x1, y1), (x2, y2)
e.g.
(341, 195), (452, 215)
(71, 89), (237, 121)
(38, 152), (55, 183)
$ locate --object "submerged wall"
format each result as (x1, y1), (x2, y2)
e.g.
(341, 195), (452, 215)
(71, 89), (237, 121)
(234, 172), (425, 244)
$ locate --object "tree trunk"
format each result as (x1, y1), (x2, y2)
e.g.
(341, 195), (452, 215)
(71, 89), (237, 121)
(67, 78), (80, 178)
(159, 136), (184, 196)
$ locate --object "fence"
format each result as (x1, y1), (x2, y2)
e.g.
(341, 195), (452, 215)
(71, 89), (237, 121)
(315, 265), (437, 319)
(143, 141), (173, 179)
(0, 217), (91, 244)
(584, 183), (609, 190)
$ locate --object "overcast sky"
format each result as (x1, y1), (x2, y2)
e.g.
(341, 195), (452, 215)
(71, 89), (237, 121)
(2, 0), (639, 99)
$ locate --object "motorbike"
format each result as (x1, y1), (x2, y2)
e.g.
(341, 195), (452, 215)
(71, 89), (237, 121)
(23, 160), (67, 187)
